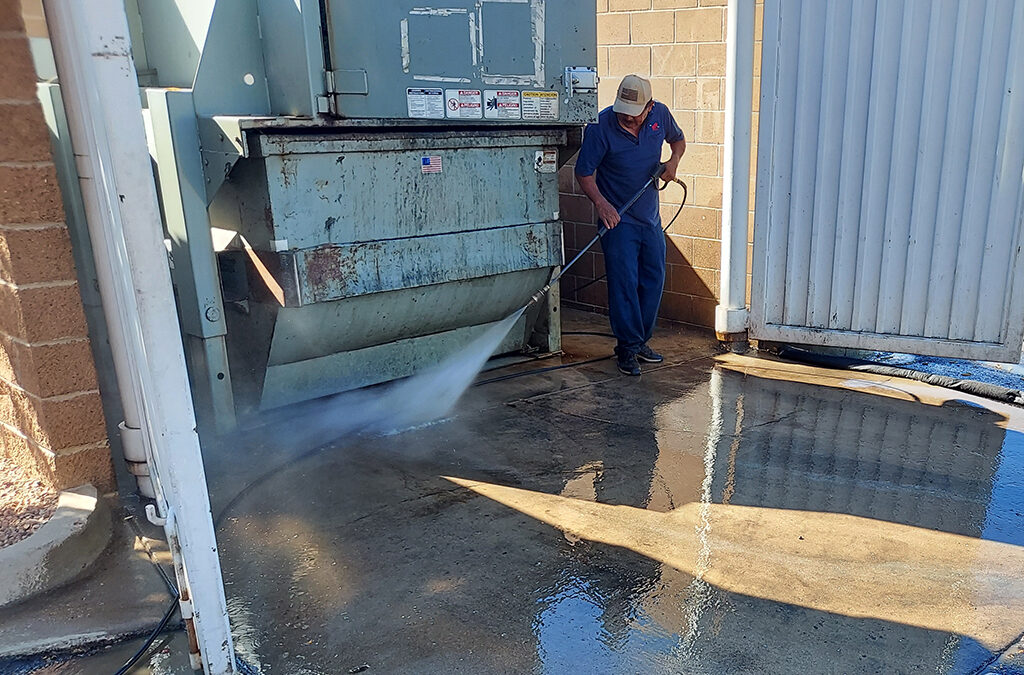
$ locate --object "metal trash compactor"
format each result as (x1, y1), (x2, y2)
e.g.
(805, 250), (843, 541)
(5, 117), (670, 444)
(126, 0), (597, 424)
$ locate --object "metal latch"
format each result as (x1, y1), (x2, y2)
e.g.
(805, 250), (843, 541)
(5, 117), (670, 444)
(326, 69), (369, 95)
(564, 66), (598, 97)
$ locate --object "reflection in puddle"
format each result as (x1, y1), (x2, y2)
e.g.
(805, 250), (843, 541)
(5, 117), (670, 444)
(506, 359), (1024, 674)
(533, 569), (682, 674)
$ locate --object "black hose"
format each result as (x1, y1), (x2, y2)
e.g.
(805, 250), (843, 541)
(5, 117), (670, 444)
(474, 354), (612, 386)
(777, 346), (1024, 407)
(569, 181), (688, 298)
(562, 330), (616, 338)
(473, 331), (621, 386)
(114, 591), (180, 675)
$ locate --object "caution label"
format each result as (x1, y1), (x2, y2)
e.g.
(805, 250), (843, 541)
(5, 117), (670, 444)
(407, 87), (445, 119)
(445, 89), (482, 119)
(522, 90), (559, 121)
(484, 90), (522, 120)
(534, 149), (558, 173)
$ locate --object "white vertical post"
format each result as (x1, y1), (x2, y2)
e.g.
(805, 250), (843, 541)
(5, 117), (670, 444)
(42, 1), (235, 672)
(716, 0), (756, 340)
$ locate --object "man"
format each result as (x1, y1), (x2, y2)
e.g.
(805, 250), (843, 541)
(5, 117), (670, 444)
(575, 74), (686, 376)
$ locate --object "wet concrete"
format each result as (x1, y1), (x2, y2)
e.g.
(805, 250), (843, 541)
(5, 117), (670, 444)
(203, 309), (1024, 674)
(0, 496), (177, 662)
(0, 630), (193, 674)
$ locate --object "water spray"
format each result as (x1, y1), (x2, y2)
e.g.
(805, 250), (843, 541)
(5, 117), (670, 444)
(214, 166), (689, 527)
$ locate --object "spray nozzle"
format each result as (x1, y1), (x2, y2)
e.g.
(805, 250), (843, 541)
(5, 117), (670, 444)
(528, 286), (550, 307)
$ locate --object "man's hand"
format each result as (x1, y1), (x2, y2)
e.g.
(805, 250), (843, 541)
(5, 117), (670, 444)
(577, 173), (622, 229)
(596, 200), (621, 230)
(660, 158), (680, 183)
(661, 138), (686, 183)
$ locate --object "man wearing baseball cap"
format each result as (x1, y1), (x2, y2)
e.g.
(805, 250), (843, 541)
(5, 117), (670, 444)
(575, 74), (686, 376)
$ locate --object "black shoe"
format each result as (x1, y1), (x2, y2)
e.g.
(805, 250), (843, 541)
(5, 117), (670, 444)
(617, 353), (641, 376)
(636, 344), (664, 364)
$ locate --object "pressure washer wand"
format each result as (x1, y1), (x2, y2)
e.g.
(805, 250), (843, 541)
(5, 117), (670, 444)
(525, 165), (667, 309)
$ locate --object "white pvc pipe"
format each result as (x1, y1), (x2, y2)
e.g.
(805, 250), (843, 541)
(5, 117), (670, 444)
(716, 0), (756, 338)
(41, 1), (235, 672)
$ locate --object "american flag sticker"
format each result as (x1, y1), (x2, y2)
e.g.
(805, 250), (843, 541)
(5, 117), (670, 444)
(421, 155), (442, 174)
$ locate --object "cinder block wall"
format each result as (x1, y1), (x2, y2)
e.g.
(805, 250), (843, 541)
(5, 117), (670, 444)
(560, 0), (762, 329)
(0, 0), (112, 491)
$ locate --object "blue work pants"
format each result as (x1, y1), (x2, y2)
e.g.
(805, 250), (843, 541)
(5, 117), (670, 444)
(600, 220), (666, 357)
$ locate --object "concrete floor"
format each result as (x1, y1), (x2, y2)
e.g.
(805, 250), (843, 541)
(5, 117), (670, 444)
(189, 309), (1023, 674)
(0, 497), (178, 664)
(34, 310), (1022, 674)
(0, 630), (194, 674)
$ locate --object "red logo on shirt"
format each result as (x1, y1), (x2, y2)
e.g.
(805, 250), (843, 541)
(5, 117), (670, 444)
(651, 122), (660, 130)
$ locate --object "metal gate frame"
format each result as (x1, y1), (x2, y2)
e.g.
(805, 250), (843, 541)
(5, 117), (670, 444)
(44, 0), (236, 671)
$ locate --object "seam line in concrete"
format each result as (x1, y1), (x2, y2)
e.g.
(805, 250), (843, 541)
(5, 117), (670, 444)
(0, 99), (40, 106)
(49, 440), (111, 459)
(0, 420), (53, 454)
(976, 628), (1024, 674)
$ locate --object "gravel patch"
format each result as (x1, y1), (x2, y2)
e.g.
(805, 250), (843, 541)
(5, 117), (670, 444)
(0, 458), (58, 549)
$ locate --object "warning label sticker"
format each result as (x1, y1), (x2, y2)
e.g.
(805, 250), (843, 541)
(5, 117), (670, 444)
(534, 149), (558, 173)
(407, 88), (445, 119)
(522, 90), (559, 121)
(445, 89), (482, 119)
(484, 90), (522, 120)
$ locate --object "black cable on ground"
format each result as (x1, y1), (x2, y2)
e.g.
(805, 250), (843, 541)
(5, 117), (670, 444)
(474, 354), (613, 386)
(473, 330), (622, 386)
(562, 330), (616, 338)
(569, 180), (687, 298)
(114, 590), (180, 675)
(777, 346), (1024, 407)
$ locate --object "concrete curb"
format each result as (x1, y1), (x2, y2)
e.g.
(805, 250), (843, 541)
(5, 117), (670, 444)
(0, 484), (112, 608)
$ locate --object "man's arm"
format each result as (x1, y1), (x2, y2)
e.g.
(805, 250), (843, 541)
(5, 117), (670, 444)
(576, 173), (621, 230)
(661, 138), (686, 182)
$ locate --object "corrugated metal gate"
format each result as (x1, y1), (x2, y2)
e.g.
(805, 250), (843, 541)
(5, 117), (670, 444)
(750, 0), (1024, 361)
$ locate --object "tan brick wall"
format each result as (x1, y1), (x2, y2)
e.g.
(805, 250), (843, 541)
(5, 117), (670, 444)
(0, 0), (112, 491)
(560, 0), (762, 329)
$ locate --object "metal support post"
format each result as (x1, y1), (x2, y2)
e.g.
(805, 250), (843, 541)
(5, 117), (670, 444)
(716, 0), (756, 343)
(147, 89), (236, 431)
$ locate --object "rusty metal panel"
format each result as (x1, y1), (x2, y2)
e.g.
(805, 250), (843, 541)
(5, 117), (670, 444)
(283, 222), (560, 305)
(250, 130), (563, 248)
(210, 126), (567, 411)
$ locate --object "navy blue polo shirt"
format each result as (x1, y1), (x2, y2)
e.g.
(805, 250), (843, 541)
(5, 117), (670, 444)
(575, 102), (684, 227)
